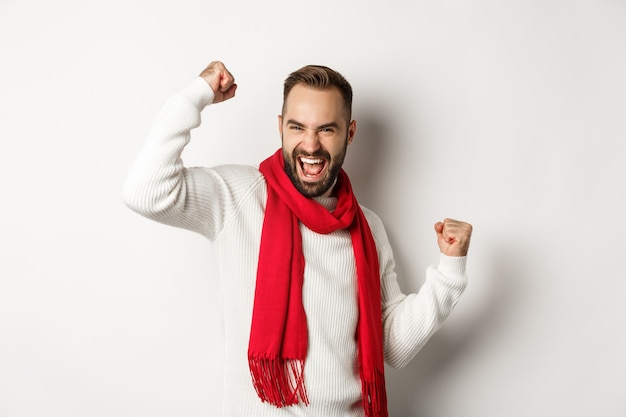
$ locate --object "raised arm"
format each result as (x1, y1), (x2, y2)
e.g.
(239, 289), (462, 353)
(369, 214), (472, 369)
(122, 61), (242, 239)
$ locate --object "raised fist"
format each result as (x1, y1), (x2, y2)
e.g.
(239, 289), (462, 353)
(434, 218), (473, 257)
(199, 61), (237, 104)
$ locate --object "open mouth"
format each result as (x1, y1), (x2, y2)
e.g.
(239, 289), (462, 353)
(298, 156), (327, 181)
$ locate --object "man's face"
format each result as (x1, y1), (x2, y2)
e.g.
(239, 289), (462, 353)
(279, 84), (356, 198)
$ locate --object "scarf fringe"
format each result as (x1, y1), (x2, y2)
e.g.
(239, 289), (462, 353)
(248, 356), (309, 407)
(361, 369), (388, 417)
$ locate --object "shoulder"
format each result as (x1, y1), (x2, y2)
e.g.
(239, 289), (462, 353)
(200, 164), (267, 196)
(360, 205), (388, 240)
(210, 164), (264, 182)
(360, 204), (382, 226)
(359, 205), (397, 265)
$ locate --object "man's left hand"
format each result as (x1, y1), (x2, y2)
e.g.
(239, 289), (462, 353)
(434, 218), (473, 257)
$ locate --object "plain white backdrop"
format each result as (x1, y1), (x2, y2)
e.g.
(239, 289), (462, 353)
(1, 1), (625, 416)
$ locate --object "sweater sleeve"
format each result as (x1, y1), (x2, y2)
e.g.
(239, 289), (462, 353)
(365, 210), (469, 369)
(122, 78), (258, 240)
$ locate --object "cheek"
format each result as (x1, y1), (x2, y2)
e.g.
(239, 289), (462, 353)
(324, 139), (347, 157)
(280, 134), (295, 153)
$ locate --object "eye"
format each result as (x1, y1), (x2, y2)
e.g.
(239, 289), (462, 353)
(289, 124), (304, 131)
(319, 127), (335, 134)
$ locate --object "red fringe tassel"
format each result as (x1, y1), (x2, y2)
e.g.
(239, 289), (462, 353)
(249, 356), (309, 407)
(361, 368), (388, 417)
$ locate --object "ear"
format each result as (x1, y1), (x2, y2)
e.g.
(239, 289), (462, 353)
(347, 119), (357, 144)
(277, 114), (283, 136)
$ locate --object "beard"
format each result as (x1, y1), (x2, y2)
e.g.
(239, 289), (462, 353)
(282, 137), (348, 198)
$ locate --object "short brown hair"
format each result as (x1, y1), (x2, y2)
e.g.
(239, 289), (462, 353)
(282, 65), (353, 120)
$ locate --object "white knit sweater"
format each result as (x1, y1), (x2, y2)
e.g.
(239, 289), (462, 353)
(122, 77), (468, 417)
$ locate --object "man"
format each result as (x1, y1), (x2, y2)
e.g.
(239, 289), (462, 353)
(123, 61), (472, 417)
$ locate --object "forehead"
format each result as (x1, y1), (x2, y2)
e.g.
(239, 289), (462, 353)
(283, 84), (347, 123)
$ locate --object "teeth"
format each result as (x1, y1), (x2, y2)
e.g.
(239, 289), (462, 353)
(300, 157), (323, 164)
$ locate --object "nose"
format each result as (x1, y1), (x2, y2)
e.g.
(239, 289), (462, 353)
(300, 129), (321, 153)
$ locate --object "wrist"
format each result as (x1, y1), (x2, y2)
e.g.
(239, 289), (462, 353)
(181, 77), (215, 109)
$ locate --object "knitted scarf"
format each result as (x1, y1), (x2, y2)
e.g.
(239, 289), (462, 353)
(248, 149), (388, 417)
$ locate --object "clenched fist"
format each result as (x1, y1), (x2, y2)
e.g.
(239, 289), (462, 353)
(434, 218), (473, 257)
(199, 61), (237, 104)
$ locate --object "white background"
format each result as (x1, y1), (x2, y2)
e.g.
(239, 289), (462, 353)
(1, 1), (625, 416)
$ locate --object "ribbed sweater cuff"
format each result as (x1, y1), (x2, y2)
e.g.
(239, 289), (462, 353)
(181, 77), (215, 110)
(436, 254), (467, 285)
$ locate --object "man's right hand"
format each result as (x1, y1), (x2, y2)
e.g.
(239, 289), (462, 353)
(199, 61), (237, 104)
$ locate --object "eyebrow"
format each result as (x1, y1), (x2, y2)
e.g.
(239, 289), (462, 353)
(286, 119), (341, 130)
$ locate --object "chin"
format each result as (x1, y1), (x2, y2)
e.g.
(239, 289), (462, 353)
(296, 183), (327, 198)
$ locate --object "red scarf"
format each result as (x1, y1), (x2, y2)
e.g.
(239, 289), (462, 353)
(248, 149), (388, 417)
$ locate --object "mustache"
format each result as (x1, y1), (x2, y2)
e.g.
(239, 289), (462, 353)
(292, 148), (331, 160)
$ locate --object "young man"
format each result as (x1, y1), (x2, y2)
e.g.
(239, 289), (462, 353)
(123, 61), (472, 417)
